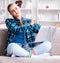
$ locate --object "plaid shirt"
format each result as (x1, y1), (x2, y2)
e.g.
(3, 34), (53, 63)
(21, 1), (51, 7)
(5, 17), (41, 48)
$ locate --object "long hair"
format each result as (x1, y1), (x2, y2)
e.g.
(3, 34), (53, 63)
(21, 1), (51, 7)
(7, 3), (13, 12)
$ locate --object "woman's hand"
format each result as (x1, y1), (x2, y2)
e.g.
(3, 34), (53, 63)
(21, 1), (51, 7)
(30, 18), (34, 25)
(30, 49), (35, 55)
(17, 16), (22, 26)
(19, 20), (22, 26)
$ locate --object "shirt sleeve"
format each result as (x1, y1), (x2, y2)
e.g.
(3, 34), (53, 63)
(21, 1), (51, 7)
(26, 18), (31, 23)
(5, 18), (26, 34)
(26, 18), (41, 33)
(32, 23), (41, 33)
(24, 17), (31, 24)
(21, 17), (30, 25)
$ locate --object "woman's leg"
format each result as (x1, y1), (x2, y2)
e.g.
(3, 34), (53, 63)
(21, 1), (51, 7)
(33, 41), (52, 55)
(7, 43), (29, 57)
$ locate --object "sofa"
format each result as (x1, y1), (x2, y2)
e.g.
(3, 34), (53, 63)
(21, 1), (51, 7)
(0, 24), (60, 63)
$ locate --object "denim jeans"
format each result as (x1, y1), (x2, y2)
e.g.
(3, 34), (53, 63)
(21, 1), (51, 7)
(7, 41), (51, 57)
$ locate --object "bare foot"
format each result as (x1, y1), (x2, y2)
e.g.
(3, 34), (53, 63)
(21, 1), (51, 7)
(30, 49), (35, 55)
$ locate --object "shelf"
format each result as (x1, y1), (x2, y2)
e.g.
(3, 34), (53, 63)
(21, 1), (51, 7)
(0, 0), (60, 26)
(0, 8), (5, 12)
(38, 20), (60, 22)
(0, 8), (5, 10)
(21, 8), (32, 11)
(21, 0), (32, 9)
(39, 0), (60, 1)
(37, 8), (60, 12)
(0, 24), (7, 29)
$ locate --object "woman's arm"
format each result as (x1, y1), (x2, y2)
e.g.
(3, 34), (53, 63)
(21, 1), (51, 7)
(5, 18), (26, 34)
(30, 19), (41, 33)
(34, 23), (41, 33)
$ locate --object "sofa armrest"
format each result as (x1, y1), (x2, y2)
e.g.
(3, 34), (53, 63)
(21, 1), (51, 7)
(0, 29), (8, 55)
(51, 28), (60, 55)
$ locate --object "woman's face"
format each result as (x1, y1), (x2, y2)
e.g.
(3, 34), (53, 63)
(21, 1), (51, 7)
(9, 4), (21, 18)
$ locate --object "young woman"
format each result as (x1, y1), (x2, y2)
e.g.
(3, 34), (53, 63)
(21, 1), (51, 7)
(5, 3), (51, 57)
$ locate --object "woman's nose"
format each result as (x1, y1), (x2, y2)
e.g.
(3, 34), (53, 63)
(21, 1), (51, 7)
(14, 10), (17, 13)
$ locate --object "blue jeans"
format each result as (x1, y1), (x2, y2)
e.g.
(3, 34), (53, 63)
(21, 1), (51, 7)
(7, 41), (51, 57)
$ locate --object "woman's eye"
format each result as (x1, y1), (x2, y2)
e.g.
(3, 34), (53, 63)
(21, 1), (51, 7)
(11, 10), (15, 13)
(15, 8), (17, 9)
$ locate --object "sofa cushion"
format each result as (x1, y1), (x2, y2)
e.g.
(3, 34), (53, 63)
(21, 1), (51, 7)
(0, 56), (60, 63)
(51, 28), (60, 55)
(0, 29), (8, 55)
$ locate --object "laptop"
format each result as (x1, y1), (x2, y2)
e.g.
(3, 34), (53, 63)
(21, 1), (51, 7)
(35, 26), (50, 43)
(28, 26), (50, 44)
(24, 26), (56, 45)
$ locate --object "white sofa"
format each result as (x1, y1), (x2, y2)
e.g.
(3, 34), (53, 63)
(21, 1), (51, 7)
(0, 25), (60, 63)
(35, 26), (60, 55)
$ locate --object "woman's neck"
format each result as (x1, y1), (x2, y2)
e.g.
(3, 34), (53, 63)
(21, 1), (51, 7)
(17, 15), (22, 21)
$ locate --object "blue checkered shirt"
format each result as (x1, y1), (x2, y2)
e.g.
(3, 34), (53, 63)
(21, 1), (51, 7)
(5, 17), (41, 49)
